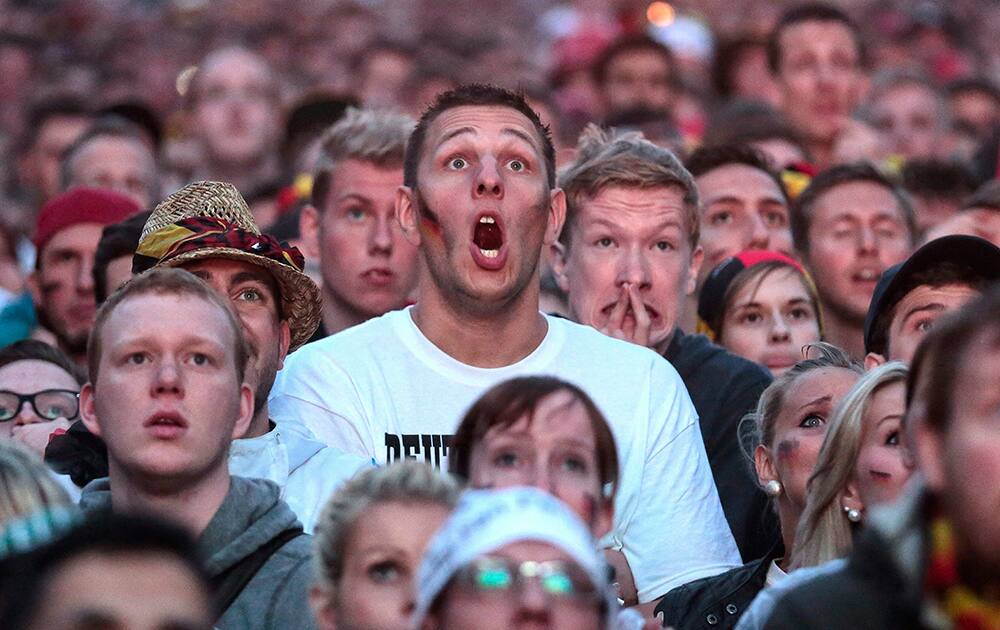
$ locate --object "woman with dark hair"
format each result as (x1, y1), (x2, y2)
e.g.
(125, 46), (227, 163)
(698, 250), (823, 376)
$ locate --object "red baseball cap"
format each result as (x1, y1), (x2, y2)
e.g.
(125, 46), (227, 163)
(34, 188), (141, 252)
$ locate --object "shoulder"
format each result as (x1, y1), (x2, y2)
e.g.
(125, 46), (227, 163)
(551, 316), (681, 379)
(672, 333), (771, 389)
(290, 311), (401, 364)
(656, 558), (769, 628)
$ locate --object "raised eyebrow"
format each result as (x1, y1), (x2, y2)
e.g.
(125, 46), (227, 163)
(796, 395), (832, 412)
(901, 302), (946, 325)
(232, 271), (275, 288)
(334, 193), (375, 206)
(704, 195), (746, 206)
(437, 126), (476, 147)
(500, 127), (541, 151)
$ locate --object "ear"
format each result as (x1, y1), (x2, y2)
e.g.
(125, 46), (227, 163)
(396, 185), (422, 247)
(840, 478), (864, 515)
(232, 383), (255, 440)
(593, 497), (615, 539)
(864, 352), (886, 371)
(309, 584), (337, 630)
(549, 240), (571, 294)
(79, 383), (102, 437)
(544, 188), (567, 247)
(276, 321), (291, 370)
(914, 420), (946, 493)
(298, 204), (321, 260)
(754, 444), (778, 488)
(686, 244), (704, 296)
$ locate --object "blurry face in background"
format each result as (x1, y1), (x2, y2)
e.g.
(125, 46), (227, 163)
(803, 181), (912, 323)
(25, 551), (212, 630)
(719, 267), (821, 376)
(192, 49), (280, 166)
(467, 390), (611, 537)
(775, 20), (864, 145)
(601, 48), (674, 116)
(852, 381), (912, 509)
(29, 224), (105, 356)
(66, 136), (157, 209)
(315, 501), (451, 630)
(21, 116), (90, 201)
(869, 82), (943, 160)
(695, 164), (792, 286)
(949, 89), (1000, 136)
(359, 49), (415, 109)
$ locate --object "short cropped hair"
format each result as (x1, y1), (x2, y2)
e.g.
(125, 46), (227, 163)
(592, 35), (675, 88)
(0, 339), (85, 386)
(313, 461), (459, 587)
(558, 124), (700, 249)
(907, 287), (1000, 432)
(311, 108), (414, 209)
(449, 376), (619, 499)
(87, 267), (248, 386)
(790, 162), (918, 255)
(18, 95), (90, 156)
(59, 115), (159, 200)
(404, 84), (556, 190)
(767, 3), (866, 74)
(685, 144), (790, 205)
(93, 211), (151, 304)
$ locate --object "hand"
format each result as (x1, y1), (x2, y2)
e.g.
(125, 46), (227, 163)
(599, 284), (651, 347)
(10, 418), (72, 457)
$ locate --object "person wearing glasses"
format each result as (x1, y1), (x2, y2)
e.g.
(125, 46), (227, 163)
(0, 340), (85, 458)
(412, 487), (616, 630)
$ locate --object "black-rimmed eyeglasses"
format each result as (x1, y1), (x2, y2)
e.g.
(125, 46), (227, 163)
(0, 389), (80, 422)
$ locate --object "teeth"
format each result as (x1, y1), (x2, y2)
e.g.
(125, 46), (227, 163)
(480, 249), (499, 258)
(858, 270), (876, 280)
(479, 216), (496, 224)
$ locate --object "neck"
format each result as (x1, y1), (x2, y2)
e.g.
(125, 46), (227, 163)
(776, 500), (802, 572)
(411, 279), (547, 368)
(108, 461), (231, 538)
(819, 304), (865, 360)
(807, 138), (836, 170)
(245, 404), (271, 438)
(321, 288), (369, 336)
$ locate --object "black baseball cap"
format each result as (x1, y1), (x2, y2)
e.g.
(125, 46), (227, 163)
(863, 235), (1000, 355)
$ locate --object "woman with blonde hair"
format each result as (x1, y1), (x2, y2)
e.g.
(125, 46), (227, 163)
(0, 441), (76, 559)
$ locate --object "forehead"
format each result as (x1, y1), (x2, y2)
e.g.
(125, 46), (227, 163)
(955, 329), (1000, 394)
(76, 136), (151, 163)
(812, 181), (901, 221)
(606, 48), (670, 74)
(182, 257), (278, 289)
(329, 159), (403, 196)
(42, 223), (104, 256)
(734, 267), (809, 304)
(697, 164), (784, 201)
(483, 390), (595, 440)
(199, 51), (270, 88)
(0, 359), (77, 392)
(779, 20), (858, 58)
(424, 105), (544, 156)
(492, 540), (574, 564)
(784, 366), (859, 409)
(876, 83), (938, 109)
(865, 380), (905, 422)
(103, 292), (234, 347)
(576, 185), (689, 229)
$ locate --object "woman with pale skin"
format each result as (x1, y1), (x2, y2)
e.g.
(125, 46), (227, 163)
(310, 461), (460, 630)
(655, 344), (862, 629)
(698, 250), (823, 376)
(0, 340), (85, 458)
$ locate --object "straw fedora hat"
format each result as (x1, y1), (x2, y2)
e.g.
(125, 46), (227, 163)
(135, 181), (321, 350)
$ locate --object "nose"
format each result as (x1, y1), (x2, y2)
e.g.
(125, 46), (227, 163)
(746, 212), (771, 250)
(153, 358), (182, 395)
(527, 461), (556, 494)
(474, 157), (503, 199)
(615, 247), (652, 290)
(516, 576), (552, 619)
(76, 254), (95, 292)
(856, 225), (878, 255)
(770, 312), (791, 342)
(14, 400), (38, 426)
(369, 213), (394, 256)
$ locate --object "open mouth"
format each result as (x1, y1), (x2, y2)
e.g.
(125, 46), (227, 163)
(469, 214), (507, 270)
(144, 412), (188, 438)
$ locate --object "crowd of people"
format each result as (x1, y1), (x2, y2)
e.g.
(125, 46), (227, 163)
(0, 0), (999, 628)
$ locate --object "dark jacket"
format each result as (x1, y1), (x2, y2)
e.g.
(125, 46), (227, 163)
(655, 545), (781, 629)
(664, 330), (778, 562)
(81, 475), (317, 630)
(765, 482), (943, 630)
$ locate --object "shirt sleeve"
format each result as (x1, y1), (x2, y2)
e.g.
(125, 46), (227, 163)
(623, 359), (742, 603)
(268, 348), (375, 459)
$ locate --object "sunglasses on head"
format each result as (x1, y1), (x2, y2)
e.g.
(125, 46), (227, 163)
(453, 556), (600, 603)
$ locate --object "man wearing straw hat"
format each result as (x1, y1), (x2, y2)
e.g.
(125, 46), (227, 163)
(132, 180), (370, 533)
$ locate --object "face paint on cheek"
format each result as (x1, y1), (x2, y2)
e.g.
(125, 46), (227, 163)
(414, 190), (443, 241)
(776, 438), (800, 462)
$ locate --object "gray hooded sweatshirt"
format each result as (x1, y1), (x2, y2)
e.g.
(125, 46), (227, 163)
(81, 475), (317, 630)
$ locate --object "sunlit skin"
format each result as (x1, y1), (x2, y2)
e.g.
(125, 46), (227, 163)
(916, 331), (1000, 592)
(869, 83), (943, 161)
(774, 20), (864, 166)
(695, 164), (793, 287)
(553, 186), (701, 350)
(601, 49), (674, 116)
(845, 381), (912, 514)
(80, 292), (253, 536)
(67, 136), (157, 209)
(754, 366), (860, 569)
(424, 541), (602, 630)
(28, 223), (105, 360)
(395, 105), (565, 368)
(24, 551), (212, 630)
(182, 259), (290, 438)
(719, 268), (822, 376)
(468, 390), (613, 537)
(881, 284), (980, 365)
(312, 501), (451, 630)
(802, 181), (912, 358)
(301, 160), (419, 335)
(0, 360), (79, 456)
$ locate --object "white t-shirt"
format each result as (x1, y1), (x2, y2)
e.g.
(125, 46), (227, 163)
(269, 308), (740, 601)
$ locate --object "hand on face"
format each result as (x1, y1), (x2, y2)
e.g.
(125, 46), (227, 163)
(10, 417), (72, 457)
(598, 283), (652, 347)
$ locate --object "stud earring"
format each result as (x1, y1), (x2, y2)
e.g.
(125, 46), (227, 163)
(764, 480), (783, 497)
(843, 506), (862, 523)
